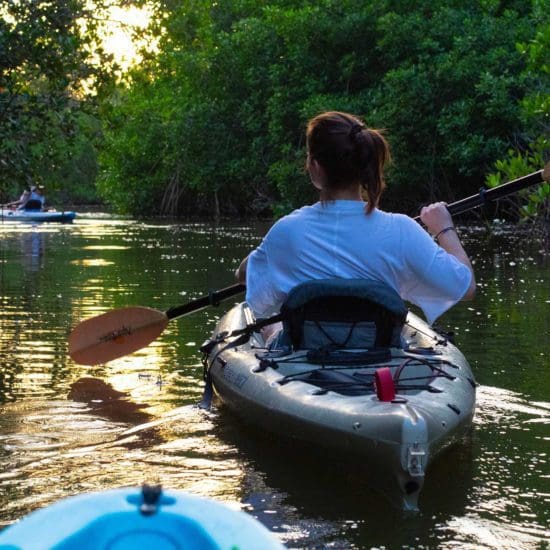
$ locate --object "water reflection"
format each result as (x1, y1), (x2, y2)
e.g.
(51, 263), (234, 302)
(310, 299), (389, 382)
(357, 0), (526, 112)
(68, 377), (153, 425)
(0, 218), (548, 548)
(20, 230), (45, 272)
(210, 405), (477, 548)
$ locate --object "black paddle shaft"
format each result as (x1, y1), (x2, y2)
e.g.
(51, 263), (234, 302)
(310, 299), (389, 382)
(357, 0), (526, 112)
(165, 283), (245, 320)
(413, 168), (545, 221)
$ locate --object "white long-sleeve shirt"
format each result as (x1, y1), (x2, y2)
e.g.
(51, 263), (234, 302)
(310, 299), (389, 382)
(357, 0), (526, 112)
(246, 201), (471, 324)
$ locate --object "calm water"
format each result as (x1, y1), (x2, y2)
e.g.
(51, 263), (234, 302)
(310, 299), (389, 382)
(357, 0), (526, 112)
(0, 215), (548, 549)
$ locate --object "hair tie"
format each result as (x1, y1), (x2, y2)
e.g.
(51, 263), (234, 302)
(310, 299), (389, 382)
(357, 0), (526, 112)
(349, 123), (364, 138)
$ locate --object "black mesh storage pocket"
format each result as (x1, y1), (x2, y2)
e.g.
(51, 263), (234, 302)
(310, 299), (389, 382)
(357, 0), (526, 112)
(301, 320), (377, 349)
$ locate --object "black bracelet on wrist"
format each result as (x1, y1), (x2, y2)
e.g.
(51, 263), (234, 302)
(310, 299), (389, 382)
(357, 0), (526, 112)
(434, 226), (456, 242)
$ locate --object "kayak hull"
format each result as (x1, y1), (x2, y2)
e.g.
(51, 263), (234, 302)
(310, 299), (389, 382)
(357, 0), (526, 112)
(206, 303), (476, 510)
(0, 486), (283, 549)
(0, 209), (76, 223)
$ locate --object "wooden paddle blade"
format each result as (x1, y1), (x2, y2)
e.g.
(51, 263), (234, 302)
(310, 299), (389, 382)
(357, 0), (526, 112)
(69, 307), (169, 365)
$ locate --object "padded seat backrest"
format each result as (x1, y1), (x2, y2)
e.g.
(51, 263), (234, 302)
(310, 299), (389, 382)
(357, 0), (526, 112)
(280, 279), (408, 350)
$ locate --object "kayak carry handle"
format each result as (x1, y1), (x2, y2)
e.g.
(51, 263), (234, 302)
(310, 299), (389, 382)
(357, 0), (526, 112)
(140, 484), (163, 516)
(375, 367), (396, 402)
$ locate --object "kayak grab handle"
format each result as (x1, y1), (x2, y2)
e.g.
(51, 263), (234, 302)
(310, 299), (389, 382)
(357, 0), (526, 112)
(140, 484), (162, 515)
(126, 484), (176, 515)
(374, 367), (396, 401)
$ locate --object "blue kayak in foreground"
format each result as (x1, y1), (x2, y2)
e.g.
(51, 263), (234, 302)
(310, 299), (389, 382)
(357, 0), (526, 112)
(0, 209), (76, 223)
(0, 485), (284, 550)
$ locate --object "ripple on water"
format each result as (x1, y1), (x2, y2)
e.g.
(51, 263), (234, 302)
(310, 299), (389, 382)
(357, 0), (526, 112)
(456, 384), (550, 548)
(475, 385), (549, 426)
(440, 515), (549, 549)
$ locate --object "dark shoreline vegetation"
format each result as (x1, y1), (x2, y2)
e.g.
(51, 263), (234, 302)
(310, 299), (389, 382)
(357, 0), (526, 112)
(0, 0), (548, 220)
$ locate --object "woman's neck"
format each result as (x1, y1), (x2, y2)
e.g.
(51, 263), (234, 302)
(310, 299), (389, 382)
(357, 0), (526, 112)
(320, 185), (363, 201)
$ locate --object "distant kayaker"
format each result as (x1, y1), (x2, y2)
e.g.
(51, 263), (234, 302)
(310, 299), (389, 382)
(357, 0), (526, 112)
(236, 110), (475, 331)
(18, 185), (46, 210)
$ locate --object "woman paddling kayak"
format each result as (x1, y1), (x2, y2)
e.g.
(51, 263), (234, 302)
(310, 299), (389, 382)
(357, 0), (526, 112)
(236, 111), (476, 334)
(209, 111), (479, 509)
(5, 184), (47, 210)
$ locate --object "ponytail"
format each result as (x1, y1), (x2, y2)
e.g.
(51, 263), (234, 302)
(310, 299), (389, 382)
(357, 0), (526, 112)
(306, 111), (391, 213)
(351, 124), (390, 213)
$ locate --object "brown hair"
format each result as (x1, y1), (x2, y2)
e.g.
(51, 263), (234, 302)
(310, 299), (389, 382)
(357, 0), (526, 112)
(306, 111), (391, 213)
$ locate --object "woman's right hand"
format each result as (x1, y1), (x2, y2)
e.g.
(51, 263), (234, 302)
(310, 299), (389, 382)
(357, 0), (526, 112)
(420, 202), (454, 236)
(420, 202), (476, 300)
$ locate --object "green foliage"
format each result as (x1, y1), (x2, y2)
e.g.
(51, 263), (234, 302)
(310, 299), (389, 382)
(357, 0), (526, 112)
(486, 138), (549, 219)
(97, 0), (541, 217)
(487, 0), (549, 220)
(3, 0), (541, 216)
(0, 0), (116, 204)
(97, 76), (178, 214)
(371, 4), (532, 208)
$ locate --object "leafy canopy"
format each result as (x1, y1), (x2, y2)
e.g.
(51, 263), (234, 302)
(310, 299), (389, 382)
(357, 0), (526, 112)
(0, 0), (116, 202)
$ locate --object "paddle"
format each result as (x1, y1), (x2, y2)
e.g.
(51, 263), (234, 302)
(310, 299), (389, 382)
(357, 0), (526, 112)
(413, 165), (549, 221)
(69, 283), (245, 365)
(69, 165), (548, 366)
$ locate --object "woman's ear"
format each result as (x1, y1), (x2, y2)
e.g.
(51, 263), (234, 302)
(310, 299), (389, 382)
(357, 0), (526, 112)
(308, 158), (324, 190)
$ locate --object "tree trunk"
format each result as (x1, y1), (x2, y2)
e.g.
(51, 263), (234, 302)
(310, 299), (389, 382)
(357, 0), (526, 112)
(213, 189), (220, 219)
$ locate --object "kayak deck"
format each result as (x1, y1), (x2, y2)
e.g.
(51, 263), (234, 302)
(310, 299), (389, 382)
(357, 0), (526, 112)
(205, 301), (476, 510)
(0, 485), (284, 549)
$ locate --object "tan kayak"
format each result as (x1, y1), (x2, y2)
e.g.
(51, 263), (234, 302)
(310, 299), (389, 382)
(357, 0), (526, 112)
(203, 279), (477, 510)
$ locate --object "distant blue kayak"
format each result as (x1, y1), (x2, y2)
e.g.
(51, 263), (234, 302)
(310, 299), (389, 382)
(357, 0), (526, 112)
(0, 208), (76, 223)
(0, 485), (284, 549)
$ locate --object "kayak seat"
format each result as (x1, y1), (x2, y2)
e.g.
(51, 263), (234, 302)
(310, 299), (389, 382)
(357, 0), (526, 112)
(280, 278), (408, 351)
